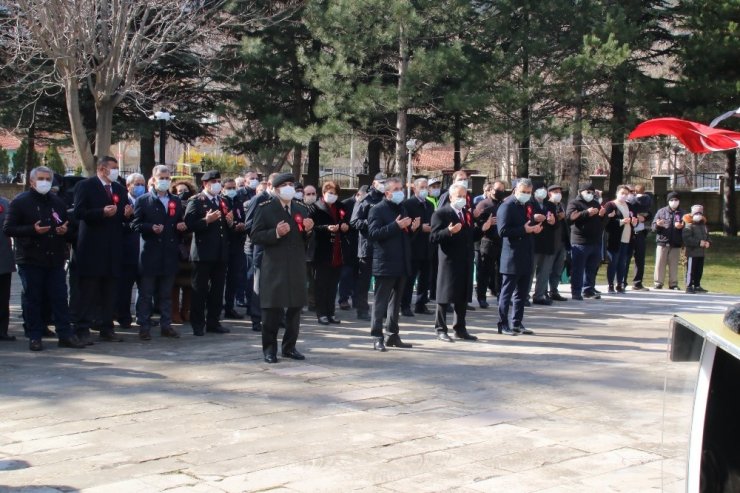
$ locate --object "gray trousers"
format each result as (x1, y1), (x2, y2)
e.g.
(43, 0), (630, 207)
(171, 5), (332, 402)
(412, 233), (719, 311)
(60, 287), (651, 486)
(549, 247), (567, 293)
(529, 253), (555, 299)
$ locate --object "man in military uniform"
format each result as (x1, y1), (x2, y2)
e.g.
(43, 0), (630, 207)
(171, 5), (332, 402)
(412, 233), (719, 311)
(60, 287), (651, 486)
(184, 170), (233, 336)
(251, 173), (314, 363)
(222, 178), (248, 319)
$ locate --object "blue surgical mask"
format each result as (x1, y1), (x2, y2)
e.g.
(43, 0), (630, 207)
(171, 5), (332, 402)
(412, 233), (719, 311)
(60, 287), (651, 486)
(224, 189), (237, 199)
(132, 185), (146, 198)
(430, 188), (441, 198)
(391, 191), (405, 204)
(452, 197), (466, 210)
(418, 189), (429, 199)
(516, 192), (531, 204)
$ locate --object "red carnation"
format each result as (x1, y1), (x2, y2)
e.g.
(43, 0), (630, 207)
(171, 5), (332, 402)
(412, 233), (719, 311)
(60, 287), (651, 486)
(293, 213), (304, 232)
(168, 200), (177, 217)
(112, 193), (120, 205)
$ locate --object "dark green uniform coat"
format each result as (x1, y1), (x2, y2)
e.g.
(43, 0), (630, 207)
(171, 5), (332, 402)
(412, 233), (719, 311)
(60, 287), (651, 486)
(251, 198), (311, 308)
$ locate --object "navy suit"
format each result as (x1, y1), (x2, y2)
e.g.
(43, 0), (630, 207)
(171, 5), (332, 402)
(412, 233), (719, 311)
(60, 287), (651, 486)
(401, 195), (434, 311)
(73, 176), (129, 335)
(497, 196), (535, 329)
(116, 194), (141, 326)
(223, 195), (247, 313)
(132, 192), (184, 331)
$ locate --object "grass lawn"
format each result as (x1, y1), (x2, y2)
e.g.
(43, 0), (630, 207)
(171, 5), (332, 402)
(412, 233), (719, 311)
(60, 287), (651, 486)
(596, 232), (740, 295)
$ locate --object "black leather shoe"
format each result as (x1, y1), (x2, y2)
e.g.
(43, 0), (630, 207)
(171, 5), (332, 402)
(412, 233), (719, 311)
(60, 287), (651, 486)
(571, 294), (583, 301)
(386, 334), (412, 348)
(58, 336), (86, 348)
(437, 332), (454, 343)
(0, 333), (16, 341)
(401, 307), (415, 317)
(328, 316), (341, 324)
(414, 306), (433, 315)
(223, 309), (244, 320)
(357, 313), (371, 321)
(161, 327), (180, 338)
(282, 349), (306, 360)
(339, 301), (352, 311)
(523, 300), (531, 307)
(317, 316), (330, 325)
(478, 300), (489, 309)
(514, 324), (534, 335)
(193, 328), (205, 336)
(251, 322), (262, 332)
(264, 353), (278, 364)
(116, 320), (132, 329)
(497, 323), (517, 336)
(455, 331), (478, 341)
(532, 297), (552, 306)
(29, 339), (43, 351)
(583, 291), (601, 299)
(466, 304), (476, 311)
(373, 337), (387, 352)
(549, 291), (567, 301)
(206, 325), (230, 334)
(100, 330), (124, 342)
(76, 331), (95, 346)
(695, 286), (708, 293)
(607, 285), (616, 294)
(139, 329), (152, 341)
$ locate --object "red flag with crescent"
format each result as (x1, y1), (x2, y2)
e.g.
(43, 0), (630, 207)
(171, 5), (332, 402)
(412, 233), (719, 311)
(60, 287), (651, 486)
(628, 117), (740, 154)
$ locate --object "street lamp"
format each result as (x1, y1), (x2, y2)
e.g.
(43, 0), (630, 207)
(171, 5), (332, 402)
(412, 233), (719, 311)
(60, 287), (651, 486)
(406, 138), (417, 198)
(672, 145), (682, 189)
(152, 110), (175, 166)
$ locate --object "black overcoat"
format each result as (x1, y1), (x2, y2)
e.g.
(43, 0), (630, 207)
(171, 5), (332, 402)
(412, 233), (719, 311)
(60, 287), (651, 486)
(430, 204), (480, 303)
(132, 192), (184, 276)
(183, 192), (230, 263)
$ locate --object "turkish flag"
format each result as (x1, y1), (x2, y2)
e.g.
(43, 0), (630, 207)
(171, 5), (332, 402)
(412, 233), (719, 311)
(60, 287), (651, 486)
(628, 117), (740, 154)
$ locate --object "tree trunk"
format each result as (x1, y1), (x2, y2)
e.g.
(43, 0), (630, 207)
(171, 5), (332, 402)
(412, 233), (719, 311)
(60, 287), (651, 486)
(568, 94), (584, 199)
(24, 123), (35, 191)
(453, 114), (462, 171)
(307, 137), (320, 187)
(608, 68), (628, 197)
(95, 99), (116, 164)
(723, 149), (737, 236)
(517, 34), (530, 178)
(64, 79), (95, 175)
(291, 144), (302, 179)
(139, 124), (156, 180)
(368, 137), (381, 177)
(395, 23), (409, 177)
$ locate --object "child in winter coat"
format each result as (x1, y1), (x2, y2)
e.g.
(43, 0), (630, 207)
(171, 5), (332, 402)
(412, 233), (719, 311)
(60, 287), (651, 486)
(682, 204), (711, 293)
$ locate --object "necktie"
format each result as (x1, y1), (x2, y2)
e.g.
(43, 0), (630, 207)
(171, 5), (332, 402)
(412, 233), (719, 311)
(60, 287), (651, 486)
(104, 184), (112, 200)
(213, 197), (219, 208)
(285, 205), (290, 215)
(458, 211), (464, 224)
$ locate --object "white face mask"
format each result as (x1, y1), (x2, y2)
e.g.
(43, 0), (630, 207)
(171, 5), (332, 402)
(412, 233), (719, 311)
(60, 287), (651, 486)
(35, 180), (52, 195)
(324, 193), (338, 204)
(692, 214), (703, 223)
(516, 192), (531, 204)
(456, 180), (468, 189)
(617, 193), (628, 202)
(209, 182), (222, 195)
(581, 192), (594, 202)
(294, 192), (304, 200)
(534, 189), (547, 200)
(452, 197), (466, 210)
(549, 193), (562, 204)
(303, 195), (316, 205)
(248, 179), (259, 189)
(278, 185), (296, 201)
(108, 168), (120, 182)
(669, 200), (679, 209)
(156, 179), (171, 192)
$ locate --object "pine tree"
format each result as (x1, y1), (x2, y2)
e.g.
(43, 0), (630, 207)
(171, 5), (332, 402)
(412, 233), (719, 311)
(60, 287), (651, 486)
(0, 146), (9, 176)
(11, 139), (41, 175)
(44, 144), (65, 175)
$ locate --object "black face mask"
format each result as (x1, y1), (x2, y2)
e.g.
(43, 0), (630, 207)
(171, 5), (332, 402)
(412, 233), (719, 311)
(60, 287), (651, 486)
(494, 190), (506, 201)
(178, 191), (192, 201)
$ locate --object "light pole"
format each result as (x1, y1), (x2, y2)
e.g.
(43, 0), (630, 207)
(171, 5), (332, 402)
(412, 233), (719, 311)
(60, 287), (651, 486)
(153, 110), (175, 166)
(406, 138), (417, 198)
(672, 145), (682, 189)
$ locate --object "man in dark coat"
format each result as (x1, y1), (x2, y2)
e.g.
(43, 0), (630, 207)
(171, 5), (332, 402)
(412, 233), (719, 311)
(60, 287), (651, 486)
(116, 172), (146, 328)
(627, 184), (652, 291)
(251, 173), (314, 363)
(497, 178), (543, 336)
(184, 170), (234, 336)
(4, 166), (85, 351)
(337, 186), (366, 311)
(73, 156), (132, 342)
(132, 165), (186, 340)
(431, 183), (491, 342)
(400, 178), (434, 316)
(350, 173), (387, 321)
(547, 185), (570, 301)
(473, 180), (506, 307)
(0, 194), (15, 342)
(367, 177), (419, 351)
(566, 182), (608, 300)
(222, 178), (248, 320)
(528, 183), (557, 305)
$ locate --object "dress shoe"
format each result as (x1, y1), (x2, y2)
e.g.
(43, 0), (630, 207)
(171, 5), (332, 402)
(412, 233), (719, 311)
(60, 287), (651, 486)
(593, 288), (602, 295)
(0, 333), (16, 341)
(401, 307), (415, 317)
(654, 283), (663, 289)
(497, 324), (517, 336)
(669, 285), (680, 291)
(29, 339), (43, 351)
(117, 320), (132, 329)
(478, 300), (489, 309)
(373, 337), (387, 352)
(58, 336), (86, 348)
(100, 330), (124, 342)
(223, 309), (244, 320)
(549, 291), (567, 301)
(466, 304), (476, 311)
(616, 284), (626, 293)
(339, 301), (352, 311)
(607, 284), (616, 294)
(455, 331), (478, 341)
(43, 327), (57, 338)
(386, 334), (412, 348)
(514, 324), (534, 335)
(632, 283), (649, 291)
(264, 353), (278, 364)
(685, 286), (695, 294)
(317, 316), (331, 325)
(282, 349), (306, 360)
(206, 325), (230, 334)
(532, 297), (552, 306)
(139, 329), (152, 341)
(328, 316), (341, 324)
(436, 332), (454, 343)
(414, 306), (433, 315)
(357, 313), (371, 321)
(583, 291), (601, 300)
(695, 286), (708, 293)
(193, 328), (205, 336)
(76, 331), (95, 346)
(252, 321), (262, 332)
(571, 294), (584, 301)
(161, 327), (180, 338)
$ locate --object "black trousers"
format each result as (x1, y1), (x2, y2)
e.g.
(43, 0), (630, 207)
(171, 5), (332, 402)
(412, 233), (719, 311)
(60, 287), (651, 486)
(401, 257), (430, 310)
(314, 263), (341, 318)
(306, 263), (316, 309)
(191, 261), (227, 331)
(628, 232), (648, 285)
(224, 250), (246, 311)
(116, 264), (139, 325)
(355, 257), (372, 315)
(476, 246), (501, 300)
(429, 248), (438, 300)
(0, 272), (11, 334)
(77, 276), (116, 332)
(262, 306), (301, 355)
(371, 276), (405, 338)
(435, 301), (467, 334)
(686, 256), (705, 288)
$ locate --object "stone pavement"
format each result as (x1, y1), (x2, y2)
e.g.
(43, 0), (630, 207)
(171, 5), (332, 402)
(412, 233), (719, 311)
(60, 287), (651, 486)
(0, 277), (736, 492)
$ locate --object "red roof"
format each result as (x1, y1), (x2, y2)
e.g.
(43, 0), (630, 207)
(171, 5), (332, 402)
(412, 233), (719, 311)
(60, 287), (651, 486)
(412, 145), (467, 172)
(0, 131), (21, 151)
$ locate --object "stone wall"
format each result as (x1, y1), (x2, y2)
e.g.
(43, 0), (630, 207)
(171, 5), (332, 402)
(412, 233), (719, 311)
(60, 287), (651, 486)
(0, 184), (24, 199)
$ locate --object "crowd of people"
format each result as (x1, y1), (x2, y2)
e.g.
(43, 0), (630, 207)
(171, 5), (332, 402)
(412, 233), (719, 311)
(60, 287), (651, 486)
(0, 158), (712, 362)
